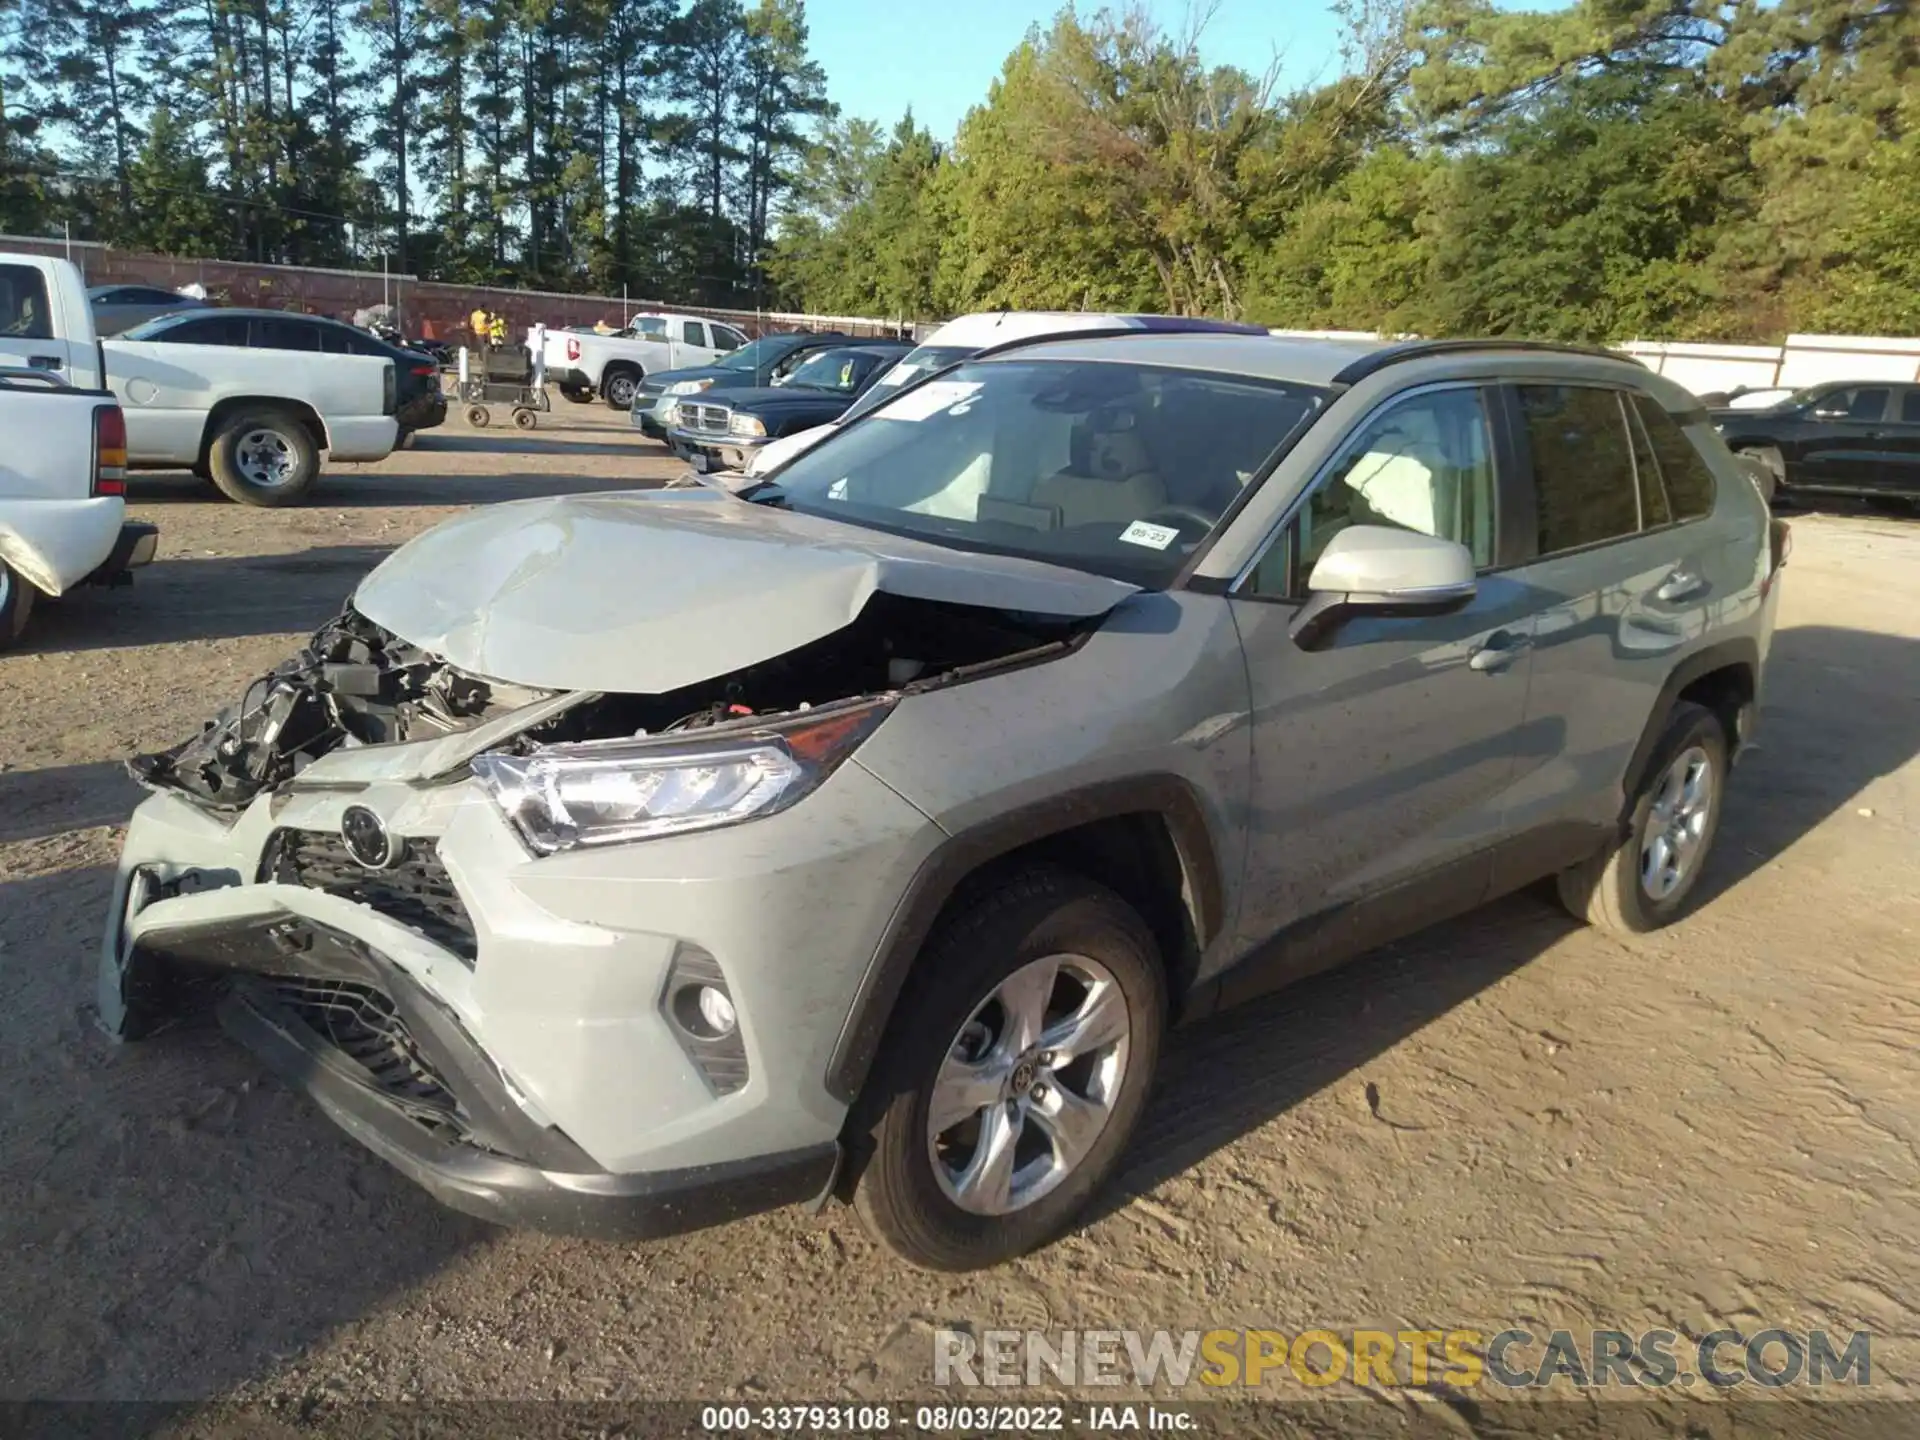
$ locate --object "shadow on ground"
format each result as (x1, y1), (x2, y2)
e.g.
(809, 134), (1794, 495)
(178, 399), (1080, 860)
(1097, 621), (1920, 1217)
(126, 465), (666, 511)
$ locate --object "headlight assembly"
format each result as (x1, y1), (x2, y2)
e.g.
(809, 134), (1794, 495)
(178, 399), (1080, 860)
(729, 413), (768, 437)
(471, 699), (895, 854)
(667, 378), (715, 395)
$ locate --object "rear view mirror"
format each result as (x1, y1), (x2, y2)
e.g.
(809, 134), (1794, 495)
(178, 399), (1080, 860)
(1291, 526), (1477, 650)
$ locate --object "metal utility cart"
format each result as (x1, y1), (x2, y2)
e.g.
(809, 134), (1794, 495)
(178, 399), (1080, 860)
(455, 345), (550, 430)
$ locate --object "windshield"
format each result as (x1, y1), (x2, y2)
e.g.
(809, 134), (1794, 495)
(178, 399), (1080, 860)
(756, 359), (1326, 586)
(839, 344), (975, 421)
(716, 336), (780, 371)
(784, 348), (875, 392)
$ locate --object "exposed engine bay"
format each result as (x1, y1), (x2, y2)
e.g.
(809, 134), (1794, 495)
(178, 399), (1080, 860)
(129, 593), (1086, 811)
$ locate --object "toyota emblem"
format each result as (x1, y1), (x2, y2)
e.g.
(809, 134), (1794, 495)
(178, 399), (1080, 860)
(340, 805), (400, 869)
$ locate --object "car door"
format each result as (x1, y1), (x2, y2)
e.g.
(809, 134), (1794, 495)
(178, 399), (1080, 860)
(1221, 382), (1538, 992)
(109, 313), (249, 463)
(1487, 382), (1730, 889)
(1871, 386), (1920, 499)
(680, 319), (721, 368)
(1797, 384), (1892, 492)
(0, 262), (86, 377)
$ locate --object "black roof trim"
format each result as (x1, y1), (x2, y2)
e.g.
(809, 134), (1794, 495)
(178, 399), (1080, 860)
(1329, 339), (1646, 387)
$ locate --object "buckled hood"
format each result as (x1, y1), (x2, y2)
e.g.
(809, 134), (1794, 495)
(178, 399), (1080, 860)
(351, 490), (1138, 692)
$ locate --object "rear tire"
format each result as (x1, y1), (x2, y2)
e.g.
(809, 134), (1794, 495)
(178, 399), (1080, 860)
(850, 870), (1166, 1271)
(602, 368), (640, 410)
(206, 407), (319, 507)
(0, 559), (36, 650)
(1556, 701), (1728, 934)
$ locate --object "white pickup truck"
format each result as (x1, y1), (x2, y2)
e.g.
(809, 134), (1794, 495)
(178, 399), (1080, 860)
(539, 312), (749, 409)
(0, 253), (399, 506)
(0, 368), (157, 649)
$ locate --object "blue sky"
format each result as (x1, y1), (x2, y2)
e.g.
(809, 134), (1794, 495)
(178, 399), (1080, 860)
(803, 0), (1366, 141)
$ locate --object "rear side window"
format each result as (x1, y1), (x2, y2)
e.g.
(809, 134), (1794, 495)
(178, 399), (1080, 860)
(250, 317), (322, 351)
(163, 316), (247, 345)
(0, 263), (53, 340)
(1516, 385), (1641, 555)
(1632, 396), (1718, 521)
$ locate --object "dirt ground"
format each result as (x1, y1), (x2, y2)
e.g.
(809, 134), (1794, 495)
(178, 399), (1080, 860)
(2, 409), (1917, 1424)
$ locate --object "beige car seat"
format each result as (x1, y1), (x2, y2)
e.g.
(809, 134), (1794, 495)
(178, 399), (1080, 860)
(1030, 423), (1166, 527)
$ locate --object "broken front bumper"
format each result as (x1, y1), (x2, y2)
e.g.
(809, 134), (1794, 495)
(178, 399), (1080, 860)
(101, 753), (943, 1238)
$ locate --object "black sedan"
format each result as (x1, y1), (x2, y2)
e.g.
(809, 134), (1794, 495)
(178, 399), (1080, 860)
(1713, 380), (1920, 506)
(119, 309), (448, 437)
(630, 329), (851, 438)
(666, 343), (911, 472)
(88, 283), (213, 336)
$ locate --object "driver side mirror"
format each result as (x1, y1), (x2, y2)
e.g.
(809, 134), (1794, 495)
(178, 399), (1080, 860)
(1810, 405), (1848, 421)
(1290, 526), (1478, 650)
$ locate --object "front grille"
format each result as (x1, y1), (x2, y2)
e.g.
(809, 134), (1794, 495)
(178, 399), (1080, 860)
(683, 402), (731, 434)
(260, 975), (468, 1139)
(261, 828), (478, 965)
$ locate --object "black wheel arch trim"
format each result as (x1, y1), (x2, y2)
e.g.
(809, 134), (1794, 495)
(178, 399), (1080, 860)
(825, 774), (1226, 1104)
(1620, 637), (1759, 817)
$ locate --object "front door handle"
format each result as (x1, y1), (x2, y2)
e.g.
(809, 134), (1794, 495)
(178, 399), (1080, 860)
(1656, 570), (1707, 603)
(1468, 629), (1528, 673)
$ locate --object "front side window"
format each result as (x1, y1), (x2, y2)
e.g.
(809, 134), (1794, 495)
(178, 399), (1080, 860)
(250, 317), (322, 351)
(757, 359), (1325, 586)
(1517, 384), (1642, 555)
(130, 315), (245, 345)
(1802, 385), (1889, 420)
(1275, 388), (1499, 597)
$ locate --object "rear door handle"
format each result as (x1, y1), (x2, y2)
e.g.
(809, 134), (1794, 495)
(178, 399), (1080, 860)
(1468, 629), (1529, 673)
(1656, 570), (1707, 603)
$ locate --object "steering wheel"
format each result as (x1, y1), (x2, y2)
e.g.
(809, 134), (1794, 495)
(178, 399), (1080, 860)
(1139, 505), (1218, 535)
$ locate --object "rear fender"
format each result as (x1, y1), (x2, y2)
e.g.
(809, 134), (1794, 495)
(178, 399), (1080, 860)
(0, 498), (125, 595)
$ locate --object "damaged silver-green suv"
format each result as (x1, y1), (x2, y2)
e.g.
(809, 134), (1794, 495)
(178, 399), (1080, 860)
(102, 332), (1786, 1270)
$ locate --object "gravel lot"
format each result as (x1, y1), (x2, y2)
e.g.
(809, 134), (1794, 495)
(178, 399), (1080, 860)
(2, 411), (1916, 1425)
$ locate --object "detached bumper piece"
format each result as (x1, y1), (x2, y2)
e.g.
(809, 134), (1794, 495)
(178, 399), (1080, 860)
(134, 915), (838, 1241)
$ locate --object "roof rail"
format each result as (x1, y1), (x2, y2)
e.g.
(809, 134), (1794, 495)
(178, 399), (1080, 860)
(1329, 339), (1645, 387)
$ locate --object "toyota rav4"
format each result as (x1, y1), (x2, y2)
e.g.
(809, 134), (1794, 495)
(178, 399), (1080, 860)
(101, 334), (1786, 1270)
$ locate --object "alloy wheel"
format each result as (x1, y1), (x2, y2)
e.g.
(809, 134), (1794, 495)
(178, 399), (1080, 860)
(926, 953), (1131, 1216)
(1641, 744), (1715, 901)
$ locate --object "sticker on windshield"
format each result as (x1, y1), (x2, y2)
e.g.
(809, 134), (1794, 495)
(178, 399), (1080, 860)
(878, 380), (982, 422)
(1119, 520), (1181, 550)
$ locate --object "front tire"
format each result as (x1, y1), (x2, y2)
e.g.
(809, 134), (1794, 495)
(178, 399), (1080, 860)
(0, 559), (36, 650)
(850, 870), (1166, 1271)
(206, 408), (320, 507)
(602, 368), (640, 410)
(1557, 701), (1728, 933)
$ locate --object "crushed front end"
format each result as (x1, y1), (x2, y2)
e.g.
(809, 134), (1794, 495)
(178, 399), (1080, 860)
(101, 595), (1076, 1239)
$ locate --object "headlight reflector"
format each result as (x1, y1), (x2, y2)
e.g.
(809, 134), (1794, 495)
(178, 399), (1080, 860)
(471, 700), (894, 854)
(729, 412), (767, 437)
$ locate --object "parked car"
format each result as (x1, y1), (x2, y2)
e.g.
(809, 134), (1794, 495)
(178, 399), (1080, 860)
(102, 334), (1784, 1271)
(630, 330), (852, 438)
(735, 310), (1272, 479)
(540, 312), (751, 409)
(1695, 385), (1795, 411)
(0, 368), (156, 648)
(1711, 380), (1920, 506)
(121, 309), (447, 440)
(87, 283), (213, 337)
(1, 253), (401, 507)
(665, 342), (913, 472)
